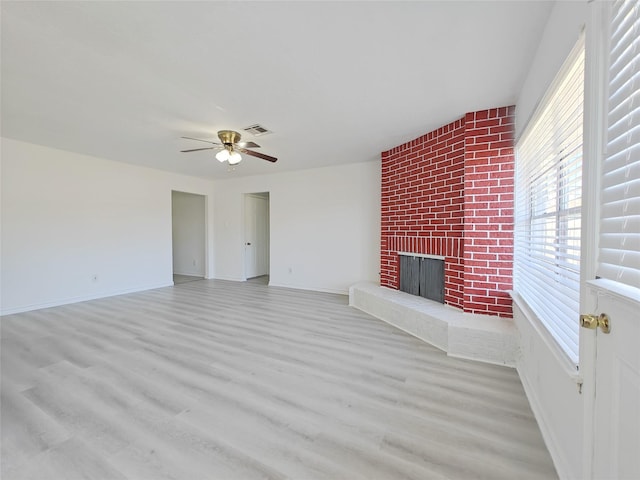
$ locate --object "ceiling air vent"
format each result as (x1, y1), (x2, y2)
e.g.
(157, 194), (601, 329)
(243, 124), (272, 136)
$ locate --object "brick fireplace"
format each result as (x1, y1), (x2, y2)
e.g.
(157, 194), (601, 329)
(380, 106), (515, 317)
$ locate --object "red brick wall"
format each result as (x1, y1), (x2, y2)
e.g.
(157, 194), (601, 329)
(463, 107), (515, 316)
(380, 106), (515, 317)
(381, 118), (466, 309)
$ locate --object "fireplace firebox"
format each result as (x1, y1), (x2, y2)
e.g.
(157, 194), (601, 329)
(399, 253), (444, 304)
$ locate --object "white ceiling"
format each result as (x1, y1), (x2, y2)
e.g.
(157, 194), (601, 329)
(1, 1), (552, 180)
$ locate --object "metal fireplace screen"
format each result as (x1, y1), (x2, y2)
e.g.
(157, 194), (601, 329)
(399, 255), (444, 303)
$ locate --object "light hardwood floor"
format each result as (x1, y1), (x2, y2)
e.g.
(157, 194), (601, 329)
(1, 279), (557, 479)
(172, 274), (205, 285)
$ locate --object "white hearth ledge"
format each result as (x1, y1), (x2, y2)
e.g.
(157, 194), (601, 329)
(349, 282), (518, 367)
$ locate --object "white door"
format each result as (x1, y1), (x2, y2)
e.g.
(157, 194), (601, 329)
(244, 195), (257, 279)
(581, 2), (640, 477)
(244, 194), (269, 279)
(255, 195), (269, 275)
(585, 283), (640, 480)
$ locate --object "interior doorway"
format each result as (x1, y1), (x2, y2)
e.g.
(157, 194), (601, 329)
(171, 190), (206, 284)
(244, 192), (270, 281)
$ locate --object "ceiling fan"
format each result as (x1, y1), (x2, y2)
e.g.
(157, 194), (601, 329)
(180, 130), (277, 165)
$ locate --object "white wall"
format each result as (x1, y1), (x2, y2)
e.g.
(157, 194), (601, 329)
(516, 1), (588, 139)
(0, 138), (215, 314)
(171, 190), (206, 276)
(513, 2), (588, 479)
(1, 139), (379, 312)
(213, 161), (380, 294)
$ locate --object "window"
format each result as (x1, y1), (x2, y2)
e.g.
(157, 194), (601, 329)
(514, 37), (585, 364)
(598, 0), (640, 292)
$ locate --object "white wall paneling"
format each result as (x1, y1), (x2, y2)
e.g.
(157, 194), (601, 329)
(512, 298), (583, 480)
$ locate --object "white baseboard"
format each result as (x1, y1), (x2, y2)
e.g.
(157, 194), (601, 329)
(0, 282), (174, 316)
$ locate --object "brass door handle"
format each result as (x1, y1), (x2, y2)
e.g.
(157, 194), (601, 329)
(580, 313), (611, 334)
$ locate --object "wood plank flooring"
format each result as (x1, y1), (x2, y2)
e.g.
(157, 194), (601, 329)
(172, 274), (205, 285)
(1, 279), (558, 479)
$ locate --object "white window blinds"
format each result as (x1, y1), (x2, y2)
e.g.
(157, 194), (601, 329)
(514, 38), (585, 364)
(598, 0), (640, 290)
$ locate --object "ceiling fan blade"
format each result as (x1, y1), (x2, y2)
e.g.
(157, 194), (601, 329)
(181, 147), (215, 153)
(237, 147), (278, 163)
(236, 141), (261, 148)
(181, 136), (221, 145)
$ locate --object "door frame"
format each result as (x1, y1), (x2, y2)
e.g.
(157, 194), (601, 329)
(171, 189), (209, 279)
(243, 192), (270, 281)
(579, 3), (608, 476)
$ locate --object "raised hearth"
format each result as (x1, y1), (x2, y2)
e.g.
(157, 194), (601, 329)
(349, 282), (518, 366)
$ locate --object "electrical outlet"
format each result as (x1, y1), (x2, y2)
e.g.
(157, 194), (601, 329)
(288, 267), (293, 274)
(192, 259), (196, 266)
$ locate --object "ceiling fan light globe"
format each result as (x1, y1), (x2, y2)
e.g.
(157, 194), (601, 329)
(228, 152), (242, 165)
(215, 150), (230, 162)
